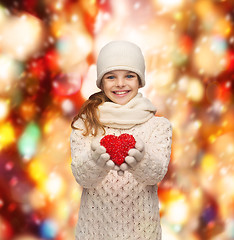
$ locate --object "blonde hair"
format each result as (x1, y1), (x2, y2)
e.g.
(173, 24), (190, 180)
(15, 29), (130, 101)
(71, 91), (109, 136)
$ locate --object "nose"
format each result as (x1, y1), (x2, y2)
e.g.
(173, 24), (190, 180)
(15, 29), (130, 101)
(115, 77), (126, 87)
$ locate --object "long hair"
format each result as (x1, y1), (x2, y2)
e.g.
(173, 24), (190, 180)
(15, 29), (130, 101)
(71, 91), (109, 136)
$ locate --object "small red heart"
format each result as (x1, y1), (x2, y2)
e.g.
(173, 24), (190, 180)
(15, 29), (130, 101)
(100, 134), (136, 166)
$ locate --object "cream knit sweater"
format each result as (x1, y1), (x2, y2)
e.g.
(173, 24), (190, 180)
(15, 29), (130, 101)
(70, 112), (172, 240)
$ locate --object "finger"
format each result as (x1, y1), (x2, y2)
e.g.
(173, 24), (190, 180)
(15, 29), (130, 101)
(117, 170), (124, 176)
(128, 149), (143, 162)
(91, 139), (99, 151)
(97, 153), (110, 167)
(135, 137), (144, 152)
(96, 146), (106, 155)
(114, 165), (120, 171)
(125, 156), (137, 167)
(105, 160), (115, 169)
(120, 163), (128, 171)
(91, 150), (100, 161)
(91, 146), (106, 160)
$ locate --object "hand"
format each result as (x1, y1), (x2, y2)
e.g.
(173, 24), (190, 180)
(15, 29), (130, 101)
(91, 138), (115, 170)
(115, 165), (124, 176)
(119, 137), (145, 172)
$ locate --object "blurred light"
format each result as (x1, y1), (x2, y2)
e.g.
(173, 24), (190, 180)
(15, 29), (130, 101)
(226, 219), (234, 238)
(13, 235), (39, 240)
(0, 199), (3, 208)
(193, 35), (227, 76)
(61, 99), (74, 115)
(0, 5), (9, 26)
(55, 2), (63, 10)
(201, 154), (217, 174)
(0, 55), (23, 92)
(0, 14), (45, 61)
(172, 35), (193, 66)
(0, 218), (13, 240)
(44, 172), (65, 200)
(156, 0), (184, 9)
(0, 99), (9, 120)
(5, 161), (14, 171)
(215, 18), (232, 36)
(162, 224), (179, 240)
(18, 122), (41, 160)
(194, 120), (202, 129)
(195, 0), (214, 19)
(173, 11), (183, 21)
(40, 219), (58, 239)
(151, 69), (175, 95)
(80, 0), (98, 18)
(52, 71), (82, 96)
(190, 188), (203, 211)
(178, 75), (189, 91)
(211, 36), (228, 55)
(0, 122), (15, 150)
(202, 205), (217, 224)
(19, 101), (37, 122)
(167, 198), (189, 225)
(227, 50), (234, 71)
(27, 159), (47, 183)
(171, 48), (188, 66)
(71, 14), (78, 22)
(28, 189), (46, 210)
(219, 175), (234, 198)
(210, 100), (225, 114)
(56, 25), (93, 71)
(161, 189), (190, 226)
(186, 78), (204, 102)
(81, 64), (100, 99)
(53, 200), (70, 222)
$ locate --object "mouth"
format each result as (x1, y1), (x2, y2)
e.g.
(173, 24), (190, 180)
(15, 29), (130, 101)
(112, 90), (130, 95)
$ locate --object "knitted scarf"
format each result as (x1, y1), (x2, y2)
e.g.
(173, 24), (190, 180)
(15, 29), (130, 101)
(98, 93), (157, 129)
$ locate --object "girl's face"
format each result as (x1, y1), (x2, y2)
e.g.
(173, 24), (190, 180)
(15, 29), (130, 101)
(101, 70), (140, 105)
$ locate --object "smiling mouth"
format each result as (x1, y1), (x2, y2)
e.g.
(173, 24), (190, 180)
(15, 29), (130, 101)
(112, 90), (130, 95)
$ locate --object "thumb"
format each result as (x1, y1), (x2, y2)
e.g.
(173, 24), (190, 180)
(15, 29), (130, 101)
(134, 137), (144, 152)
(91, 137), (102, 151)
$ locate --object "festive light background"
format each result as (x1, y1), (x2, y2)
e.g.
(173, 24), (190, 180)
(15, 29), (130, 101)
(0, 0), (233, 239)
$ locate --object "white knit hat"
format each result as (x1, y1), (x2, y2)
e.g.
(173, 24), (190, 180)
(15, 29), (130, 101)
(96, 40), (145, 89)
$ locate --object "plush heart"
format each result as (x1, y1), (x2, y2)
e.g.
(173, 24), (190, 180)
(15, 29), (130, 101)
(100, 134), (136, 166)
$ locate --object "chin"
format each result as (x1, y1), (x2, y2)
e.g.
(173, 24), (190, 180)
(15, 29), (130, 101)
(114, 98), (131, 105)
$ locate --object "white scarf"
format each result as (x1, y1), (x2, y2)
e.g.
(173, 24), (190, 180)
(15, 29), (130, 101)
(98, 93), (157, 129)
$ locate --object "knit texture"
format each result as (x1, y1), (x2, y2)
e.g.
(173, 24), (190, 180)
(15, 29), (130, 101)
(70, 116), (172, 240)
(98, 93), (156, 129)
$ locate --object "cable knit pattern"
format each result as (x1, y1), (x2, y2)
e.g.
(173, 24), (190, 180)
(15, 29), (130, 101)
(70, 116), (172, 240)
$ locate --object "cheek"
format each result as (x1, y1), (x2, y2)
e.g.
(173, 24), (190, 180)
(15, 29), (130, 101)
(131, 80), (140, 90)
(102, 82), (112, 96)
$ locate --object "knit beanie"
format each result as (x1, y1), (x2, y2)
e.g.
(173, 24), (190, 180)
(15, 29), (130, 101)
(96, 40), (145, 89)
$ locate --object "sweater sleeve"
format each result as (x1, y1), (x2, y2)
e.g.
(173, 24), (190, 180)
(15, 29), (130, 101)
(70, 119), (109, 188)
(129, 117), (172, 185)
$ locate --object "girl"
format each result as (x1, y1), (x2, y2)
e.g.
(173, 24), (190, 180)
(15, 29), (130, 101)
(70, 40), (172, 240)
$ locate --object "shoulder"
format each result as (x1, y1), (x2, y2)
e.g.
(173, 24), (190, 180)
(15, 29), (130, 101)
(71, 117), (85, 130)
(147, 115), (172, 128)
(70, 118), (86, 140)
(147, 116), (172, 138)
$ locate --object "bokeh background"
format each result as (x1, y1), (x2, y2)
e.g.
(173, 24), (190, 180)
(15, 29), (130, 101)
(0, 0), (233, 239)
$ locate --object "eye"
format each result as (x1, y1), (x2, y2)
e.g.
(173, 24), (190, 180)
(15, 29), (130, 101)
(106, 75), (115, 79)
(126, 74), (136, 78)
